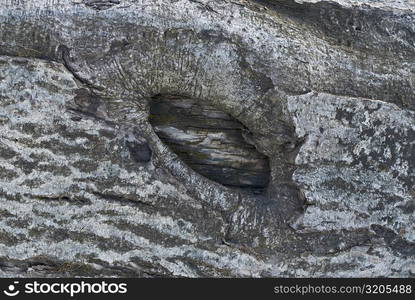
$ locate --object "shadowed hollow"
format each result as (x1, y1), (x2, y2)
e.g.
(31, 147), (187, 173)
(149, 95), (270, 194)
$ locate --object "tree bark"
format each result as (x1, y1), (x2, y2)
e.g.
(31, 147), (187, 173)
(0, 0), (414, 277)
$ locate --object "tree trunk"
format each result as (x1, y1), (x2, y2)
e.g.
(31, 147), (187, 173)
(0, 0), (414, 277)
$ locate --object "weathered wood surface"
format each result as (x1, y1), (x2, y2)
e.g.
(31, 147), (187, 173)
(0, 0), (414, 277)
(149, 95), (270, 192)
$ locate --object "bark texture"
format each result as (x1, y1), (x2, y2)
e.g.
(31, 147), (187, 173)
(0, 0), (414, 277)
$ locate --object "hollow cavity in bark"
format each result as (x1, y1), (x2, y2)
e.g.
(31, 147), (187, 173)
(149, 95), (270, 194)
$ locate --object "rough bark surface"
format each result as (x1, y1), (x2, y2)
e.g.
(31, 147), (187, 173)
(0, 0), (414, 277)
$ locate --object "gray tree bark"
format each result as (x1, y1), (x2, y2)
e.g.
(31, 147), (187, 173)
(0, 0), (414, 277)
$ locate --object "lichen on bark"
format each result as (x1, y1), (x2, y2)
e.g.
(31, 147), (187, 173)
(0, 0), (414, 277)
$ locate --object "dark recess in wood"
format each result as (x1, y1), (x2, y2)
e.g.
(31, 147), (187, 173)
(149, 95), (270, 194)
